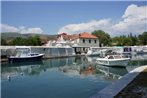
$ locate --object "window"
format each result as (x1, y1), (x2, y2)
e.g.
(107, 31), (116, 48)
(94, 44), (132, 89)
(89, 39), (91, 43)
(83, 39), (85, 43)
(95, 40), (97, 43)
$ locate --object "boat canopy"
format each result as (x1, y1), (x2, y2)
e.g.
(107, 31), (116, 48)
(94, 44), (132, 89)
(106, 55), (122, 59)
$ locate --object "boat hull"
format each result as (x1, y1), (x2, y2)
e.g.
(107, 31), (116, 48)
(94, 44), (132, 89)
(8, 55), (44, 63)
(96, 58), (130, 67)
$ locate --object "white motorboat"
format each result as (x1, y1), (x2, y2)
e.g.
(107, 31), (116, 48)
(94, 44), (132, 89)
(96, 55), (130, 67)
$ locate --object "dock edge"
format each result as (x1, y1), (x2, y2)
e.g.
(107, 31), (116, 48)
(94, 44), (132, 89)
(90, 65), (147, 98)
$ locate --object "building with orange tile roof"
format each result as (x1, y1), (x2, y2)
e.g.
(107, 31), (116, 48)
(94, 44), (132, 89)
(46, 32), (99, 54)
(79, 32), (97, 39)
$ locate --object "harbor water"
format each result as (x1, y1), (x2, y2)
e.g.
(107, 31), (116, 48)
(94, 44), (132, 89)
(1, 54), (147, 98)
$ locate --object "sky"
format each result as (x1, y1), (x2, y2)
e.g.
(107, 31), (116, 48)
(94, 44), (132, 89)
(1, 1), (147, 36)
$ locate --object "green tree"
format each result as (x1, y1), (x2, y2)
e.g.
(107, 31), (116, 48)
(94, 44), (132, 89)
(1, 39), (7, 45)
(10, 37), (24, 45)
(123, 37), (132, 46)
(112, 34), (139, 46)
(91, 30), (111, 46)
(112, 36), (124, 46)
(33, 35), (41, 46)
(139, 32), (147, 45)
(131, 35), (138, 46)
(28, 36), (41, 46)
(9, 36), (41, 46)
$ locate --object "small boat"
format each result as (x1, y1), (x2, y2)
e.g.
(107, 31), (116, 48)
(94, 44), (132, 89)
(96, 55), (130, 67)
(8, 47), (44, 63)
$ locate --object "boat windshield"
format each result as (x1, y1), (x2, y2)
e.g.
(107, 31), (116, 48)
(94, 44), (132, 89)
(107, 55), (122, 59)
(23, 51), (29, 56)
(15, 49), (30, 57)
(15, 51), (21, 57)
(114, 55), (122, 59)
(108, 56), (114, 59)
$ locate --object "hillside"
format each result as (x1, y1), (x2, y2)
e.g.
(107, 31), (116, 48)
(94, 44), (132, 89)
(1, 32), (58, 45)
(1, 32), (22, 40)
(1, 32), (57, 40)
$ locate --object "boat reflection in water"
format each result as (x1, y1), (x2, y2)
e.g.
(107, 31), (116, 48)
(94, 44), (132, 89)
(2, 56), (128, 82)
(2, 54), (147, 82)
(1, 61), (43, 81)
(58, 64), (128, 80)
(58, 63), (95, 77)
(95, 65), (128, 80)
(57, 57), (128, 80)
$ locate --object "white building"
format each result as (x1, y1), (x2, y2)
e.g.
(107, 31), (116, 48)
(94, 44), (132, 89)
(71, 32), (99, 47)
(46, 32), (99, 54)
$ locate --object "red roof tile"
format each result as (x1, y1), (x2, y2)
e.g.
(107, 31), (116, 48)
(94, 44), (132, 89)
(79, 32), (97, 39)
(57, 32), (97, 41)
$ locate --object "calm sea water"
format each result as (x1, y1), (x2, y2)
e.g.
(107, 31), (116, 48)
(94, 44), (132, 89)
(1, 55), (147, 98)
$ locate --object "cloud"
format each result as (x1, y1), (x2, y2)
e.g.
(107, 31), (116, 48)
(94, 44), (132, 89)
(58, 4), (147, 36)
(1, 24), (19, 32)
(26, 28), (43, 34)
(1, 24), (44, 34)
(19, 27), (43, 34)
(113, 4), (147, 35)
(58, 19), (112, 34)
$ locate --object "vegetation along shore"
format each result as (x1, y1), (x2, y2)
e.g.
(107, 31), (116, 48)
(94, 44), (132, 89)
(1, 30), (147, 47)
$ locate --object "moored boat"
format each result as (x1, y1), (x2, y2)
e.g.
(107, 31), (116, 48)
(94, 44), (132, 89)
(96, 55), (130, 67)
(8, 47), (44, 63)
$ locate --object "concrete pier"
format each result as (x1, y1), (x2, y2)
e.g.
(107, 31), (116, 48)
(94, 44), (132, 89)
(90, 65), (147, 98)
(0, 46), (86, 62)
